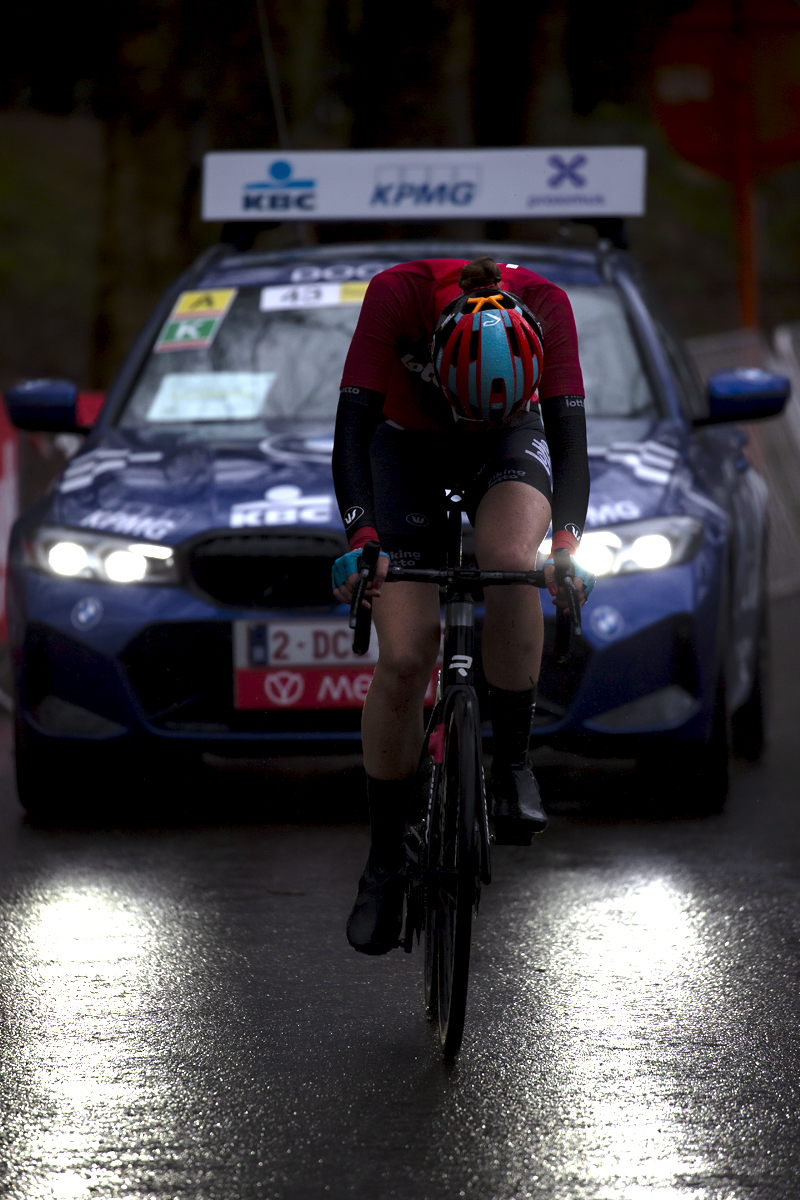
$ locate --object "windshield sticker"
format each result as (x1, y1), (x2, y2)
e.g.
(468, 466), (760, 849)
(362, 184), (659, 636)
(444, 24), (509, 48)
(78, 506), (184, 539)
(230, 484), (332, 528)
(155, 288), (237, 352)
(146, 372), (276, 422)
(60, 448), (164, 493)
(259, 281), (367, 312)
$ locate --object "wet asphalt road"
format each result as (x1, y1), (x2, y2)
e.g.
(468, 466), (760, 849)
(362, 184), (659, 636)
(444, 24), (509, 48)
(1, 597), (800, 1200)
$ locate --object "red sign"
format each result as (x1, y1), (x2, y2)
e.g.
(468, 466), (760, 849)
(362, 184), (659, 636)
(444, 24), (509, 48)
(235, 666), (439, 711)
(653, 0), (800, 181)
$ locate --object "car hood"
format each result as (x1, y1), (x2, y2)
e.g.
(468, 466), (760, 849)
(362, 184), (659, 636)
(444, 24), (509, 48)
(47, 418), (687, 544)
(584, 418), (688, 528)
(50, 425), (344, 544)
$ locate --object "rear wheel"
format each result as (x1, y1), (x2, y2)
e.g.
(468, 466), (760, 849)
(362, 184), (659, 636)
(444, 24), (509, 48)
(425, 690), (482, 1058)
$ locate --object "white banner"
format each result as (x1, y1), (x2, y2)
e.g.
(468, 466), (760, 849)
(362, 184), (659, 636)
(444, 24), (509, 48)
(202, 147), (646, 222)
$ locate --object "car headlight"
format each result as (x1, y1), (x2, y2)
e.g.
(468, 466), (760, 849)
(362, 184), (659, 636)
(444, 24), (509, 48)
(25, 526), (179, 585)
(537, 516), (703, 577)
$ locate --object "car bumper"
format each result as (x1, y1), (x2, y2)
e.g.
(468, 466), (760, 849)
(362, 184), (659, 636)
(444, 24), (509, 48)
(10, 569), (367, 753)
(526, 560), (721, 755)
(10, 556), (722, 756)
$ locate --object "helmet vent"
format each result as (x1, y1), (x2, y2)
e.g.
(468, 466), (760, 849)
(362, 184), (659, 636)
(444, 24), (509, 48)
(469, 330), (480, 362)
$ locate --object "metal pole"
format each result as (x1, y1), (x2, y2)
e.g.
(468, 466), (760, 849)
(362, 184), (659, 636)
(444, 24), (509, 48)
(255, 0), (290, 151)
(254, 0), (313, 244)
(732, 0), (758, 328)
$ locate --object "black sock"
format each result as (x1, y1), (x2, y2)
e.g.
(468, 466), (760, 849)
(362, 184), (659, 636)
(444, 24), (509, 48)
(490, 686), (536, 770)
(366, 777), (414, 871)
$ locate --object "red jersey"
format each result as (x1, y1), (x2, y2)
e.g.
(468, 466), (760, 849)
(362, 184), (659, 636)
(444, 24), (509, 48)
(340, 259), (584, 431)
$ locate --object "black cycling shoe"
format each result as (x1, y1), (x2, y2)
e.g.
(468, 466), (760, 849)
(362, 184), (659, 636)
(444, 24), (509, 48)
(346, 856), (405, 955)
(491, 764), (548, 845)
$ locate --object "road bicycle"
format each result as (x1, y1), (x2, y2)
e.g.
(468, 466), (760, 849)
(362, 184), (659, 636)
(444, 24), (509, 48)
(349, 491), (581, 1059)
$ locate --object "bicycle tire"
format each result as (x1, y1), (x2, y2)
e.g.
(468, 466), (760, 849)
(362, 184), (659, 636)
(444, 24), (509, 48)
(420, 706), (443, 1019)
(428, 688), (481, 1058)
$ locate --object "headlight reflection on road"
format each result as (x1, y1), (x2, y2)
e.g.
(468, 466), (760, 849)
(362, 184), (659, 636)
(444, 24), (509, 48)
(506, 875), (721, 1199)
(3, 882), (171, 1199)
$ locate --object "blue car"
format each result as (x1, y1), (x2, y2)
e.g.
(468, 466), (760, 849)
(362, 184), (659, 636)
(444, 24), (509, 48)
(4, 240), (789, 819)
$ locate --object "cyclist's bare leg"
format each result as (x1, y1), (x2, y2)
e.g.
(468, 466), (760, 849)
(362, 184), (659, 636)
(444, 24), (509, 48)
(474, 481), (551, 690)
(362, 581), (441, 780)
(346, 582), (440, 954)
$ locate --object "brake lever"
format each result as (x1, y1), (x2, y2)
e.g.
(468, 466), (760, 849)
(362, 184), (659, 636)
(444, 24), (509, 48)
(350, 540), (381, 655)
(551, 547), (581, 663)
(564, 574), (582, 638)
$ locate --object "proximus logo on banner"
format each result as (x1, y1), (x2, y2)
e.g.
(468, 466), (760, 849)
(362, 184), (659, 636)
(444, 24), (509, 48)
(243, 159), (316, 212)
(370, 166), (480, 209)
(527, 152), (605, 211)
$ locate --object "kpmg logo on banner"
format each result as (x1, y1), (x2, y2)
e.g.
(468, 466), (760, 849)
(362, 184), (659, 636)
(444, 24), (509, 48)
(243, 160), (316, 212)
(527, 152), (606, 210)
(370, 165), (480, 209)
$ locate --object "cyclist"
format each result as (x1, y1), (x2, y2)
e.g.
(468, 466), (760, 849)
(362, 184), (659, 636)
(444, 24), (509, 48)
(331, 256), (593, 955)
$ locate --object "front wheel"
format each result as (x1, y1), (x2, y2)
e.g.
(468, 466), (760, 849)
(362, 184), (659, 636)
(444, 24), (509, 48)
(425, 689), (483, 1058)
(637, 677), (730, 816)
(731, 601), (769, 762)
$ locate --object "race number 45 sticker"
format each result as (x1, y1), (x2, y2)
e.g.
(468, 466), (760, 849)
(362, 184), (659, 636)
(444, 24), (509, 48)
(155, 289), (237, 352)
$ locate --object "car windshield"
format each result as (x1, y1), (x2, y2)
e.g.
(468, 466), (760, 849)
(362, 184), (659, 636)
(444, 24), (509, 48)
(119, 284), (362, 434)
(118, 271), (657, 433)
(564, 285), (656, 418)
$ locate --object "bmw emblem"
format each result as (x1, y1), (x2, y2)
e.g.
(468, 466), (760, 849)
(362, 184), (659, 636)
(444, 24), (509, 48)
(71, 597), (104, 631)
(590, 605), (624, 640)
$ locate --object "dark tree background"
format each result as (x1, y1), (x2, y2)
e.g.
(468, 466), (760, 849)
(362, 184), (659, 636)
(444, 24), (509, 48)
(1, 0), (798, 390)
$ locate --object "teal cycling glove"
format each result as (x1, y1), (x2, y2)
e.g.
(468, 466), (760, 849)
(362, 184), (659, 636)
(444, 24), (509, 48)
(332, 548), (390, 592)
(544, 555), (595, 598)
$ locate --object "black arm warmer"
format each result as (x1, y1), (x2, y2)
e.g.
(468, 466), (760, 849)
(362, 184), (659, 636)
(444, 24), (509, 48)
(540, 395), (590, 546)
(332, 387), (386, 544)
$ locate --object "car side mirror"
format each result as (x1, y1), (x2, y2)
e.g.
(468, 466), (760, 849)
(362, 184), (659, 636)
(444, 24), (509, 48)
(4, 379), (90, 432)
(694, 369), (790, 426)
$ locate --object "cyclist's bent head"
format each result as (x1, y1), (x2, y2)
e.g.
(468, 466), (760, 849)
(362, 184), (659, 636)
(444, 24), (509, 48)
(431, 257), (544, 427)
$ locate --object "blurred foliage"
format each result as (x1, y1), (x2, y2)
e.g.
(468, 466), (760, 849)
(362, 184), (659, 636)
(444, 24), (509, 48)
(0, 113), (102, 388)
(0, 0), (799, 389)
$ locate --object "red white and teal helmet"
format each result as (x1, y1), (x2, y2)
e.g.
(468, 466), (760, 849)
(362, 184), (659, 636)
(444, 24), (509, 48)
(431, 288), (544, 425)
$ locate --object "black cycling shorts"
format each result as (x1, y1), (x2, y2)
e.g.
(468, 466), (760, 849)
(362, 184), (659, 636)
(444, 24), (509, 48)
(369, 409), (553, 569)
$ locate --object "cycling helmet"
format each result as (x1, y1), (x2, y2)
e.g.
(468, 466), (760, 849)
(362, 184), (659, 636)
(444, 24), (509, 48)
(431, 288), (544, 424)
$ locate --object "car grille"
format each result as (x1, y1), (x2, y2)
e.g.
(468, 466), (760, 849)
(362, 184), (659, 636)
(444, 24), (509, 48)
(184, 530), (348, 609)
(119, 621), (363, 736)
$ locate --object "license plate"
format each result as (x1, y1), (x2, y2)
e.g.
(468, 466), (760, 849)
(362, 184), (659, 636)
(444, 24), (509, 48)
(234, 618), (377, 710)
(233, 619), (437, 711)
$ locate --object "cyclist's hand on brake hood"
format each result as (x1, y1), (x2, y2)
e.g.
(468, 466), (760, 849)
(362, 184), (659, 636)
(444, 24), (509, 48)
(543, 555), (595, 608)
(332, 547), (390, 606)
